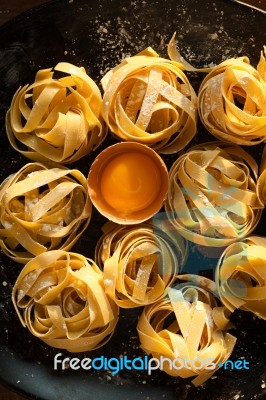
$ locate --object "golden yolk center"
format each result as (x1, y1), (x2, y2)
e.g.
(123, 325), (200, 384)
(100, 152), (161, 212)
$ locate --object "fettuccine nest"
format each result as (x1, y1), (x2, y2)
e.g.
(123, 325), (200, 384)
(95, 222), (187, 307)
(6, 62), (106, 164)
(0, 163), (91, 263)
(198, 47), (266, 145)
(101, 47), (197, 154)
(165, 142), (263, 246)
(216, 236), (266, 319)
(137, 274), (236, 386)
(12, 250), (119, 352)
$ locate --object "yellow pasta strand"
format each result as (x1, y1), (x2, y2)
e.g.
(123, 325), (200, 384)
(257, 145), (266, 205)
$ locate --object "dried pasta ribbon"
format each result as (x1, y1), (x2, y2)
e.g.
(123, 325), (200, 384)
(257, 145), (266, 205)
(216, 236), (266, 319)
(165, 142), (263, 247)
(0, 163), (91, 263)
(257, 46), (266, 81)
(167, 32), (211, 73)
(198, 49), (266, 145)
(95, 221), (187, 308)
(101, 47), (197, 154)
(6, 62), (106, 164)
(257, 169), (266, 204)
(12, 250), (119, 352)
(137, 274), (236, 386)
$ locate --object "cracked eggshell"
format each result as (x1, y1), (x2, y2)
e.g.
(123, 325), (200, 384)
(87, 142), (169, 224)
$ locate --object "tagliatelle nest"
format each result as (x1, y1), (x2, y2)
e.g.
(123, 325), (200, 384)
(101, 47), (197, 154)
(165, 142), (263, 247)
(198, 47), (266, 145)
(12, 251), (119, 352)
(0, 163), (91, 263)
(95, 222), (187, 307)
(216, 236), (266, 319)
(137, 274), (236, 386)
(6, 62), (106, 164)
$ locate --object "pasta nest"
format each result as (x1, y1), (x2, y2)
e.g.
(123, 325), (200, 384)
(165, 142), (263, 247)
(12, 250), (119, 352)
(216, 236), (266, 319)
(95, 222), (187, 307)
(0, 163), (91, 263)
(101, 47), (197, 154)
(137, 274), (236, 386)
(6, 62), (106, 164)
(198, 48), (266, 145)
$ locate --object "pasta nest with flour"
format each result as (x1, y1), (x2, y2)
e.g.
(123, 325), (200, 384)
(198, 47), (266, 145)
(216, 236), (266, 319)
(95, 222), (187, 307)
(165, 142), (263, 247)
(137, 274), (236, 386)
(6, 62), (106, 164)
(12, 250), (119, 352)
(101, 47), (197, 154)
(0, 163), (91, 263)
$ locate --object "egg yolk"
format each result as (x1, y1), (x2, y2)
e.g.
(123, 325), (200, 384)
(100, 152), (161, 213)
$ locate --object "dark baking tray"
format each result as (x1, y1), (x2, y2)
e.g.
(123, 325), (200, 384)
(0, 0), (265, 399)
